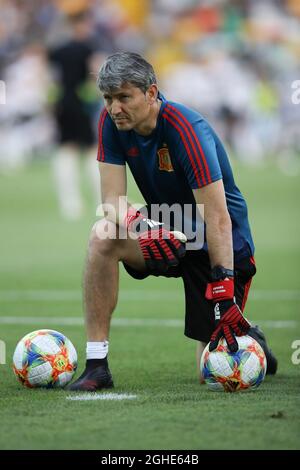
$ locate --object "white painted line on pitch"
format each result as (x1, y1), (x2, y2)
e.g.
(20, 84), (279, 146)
(0, 316), (298, 329)
(0, 290), (82, 302)
(257, 320), (299, 328)
(250, 291), (300, 301)
(0, 316), (182, 327)
(0, 316), (84, 325)
(66, 393), (137, 401)
(0, 289), (300, 302)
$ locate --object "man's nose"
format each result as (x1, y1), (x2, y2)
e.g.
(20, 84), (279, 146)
(111, 100), (122, 115)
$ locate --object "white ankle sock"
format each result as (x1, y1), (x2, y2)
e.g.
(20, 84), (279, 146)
(86, 341), (109, 360)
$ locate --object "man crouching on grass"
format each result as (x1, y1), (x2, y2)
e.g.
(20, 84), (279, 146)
(68, 52), (277, 391)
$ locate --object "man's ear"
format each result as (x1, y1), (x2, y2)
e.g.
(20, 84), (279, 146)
(146, 84), (158, 104)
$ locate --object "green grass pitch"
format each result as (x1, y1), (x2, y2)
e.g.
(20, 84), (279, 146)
(0, 158), (299, 450)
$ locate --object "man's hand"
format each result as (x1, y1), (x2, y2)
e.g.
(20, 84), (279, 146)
(209, 299), (251, 352)
(205, 270), (251, 352)
(125, 209), (186, 272)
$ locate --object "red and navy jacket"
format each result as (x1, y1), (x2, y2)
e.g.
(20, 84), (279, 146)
(97, 92), (254, 259)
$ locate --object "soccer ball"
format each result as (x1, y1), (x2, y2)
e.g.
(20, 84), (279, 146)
(200, 335), (267, 392)
(13, 329), (77, 388)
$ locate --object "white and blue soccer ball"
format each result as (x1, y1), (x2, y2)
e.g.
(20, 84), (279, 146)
(200, 335), (267, 392)
(13, 329), (77, 388)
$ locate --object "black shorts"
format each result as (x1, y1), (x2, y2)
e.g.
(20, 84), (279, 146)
(54, 100), (95, 146)
(123, 251), (256, 343)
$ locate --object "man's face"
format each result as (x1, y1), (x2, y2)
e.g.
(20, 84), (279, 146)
(103, 83), (156, 132)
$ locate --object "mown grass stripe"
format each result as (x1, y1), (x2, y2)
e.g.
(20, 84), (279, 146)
(0, 289), (299, 301)
(0, 316), (297, 329)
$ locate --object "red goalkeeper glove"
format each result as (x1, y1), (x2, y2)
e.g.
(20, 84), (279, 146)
(205, 266), (251, 352)
(125, 209), (186, 272)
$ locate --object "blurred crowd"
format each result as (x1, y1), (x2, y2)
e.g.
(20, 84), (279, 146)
(0, 0), (299, 174)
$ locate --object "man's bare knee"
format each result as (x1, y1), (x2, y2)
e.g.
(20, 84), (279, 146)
(89, 219), (144, 271)
(89, 219), (120, 258)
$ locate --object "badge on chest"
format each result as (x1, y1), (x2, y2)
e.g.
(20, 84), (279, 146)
(157, 144), (174, 172)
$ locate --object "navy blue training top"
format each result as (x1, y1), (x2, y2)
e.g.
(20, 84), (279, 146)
(97, 92), (254, 260)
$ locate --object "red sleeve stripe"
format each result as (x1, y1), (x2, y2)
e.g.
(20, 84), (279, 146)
(162, 111), (203, 187)
(166, 104), (212, 185)
(97, 108), (108, 162)
(241, 278), (253, 313)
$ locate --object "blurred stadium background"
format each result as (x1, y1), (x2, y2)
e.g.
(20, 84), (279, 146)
(0, 0), (299, 173)
(0, 0), (300, 451)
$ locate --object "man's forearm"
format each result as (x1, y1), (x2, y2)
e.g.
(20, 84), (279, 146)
(206, 215), (233, 269)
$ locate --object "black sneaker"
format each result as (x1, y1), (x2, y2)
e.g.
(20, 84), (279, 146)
(248, 325), (278, 375)
(68, 359), (114, 392)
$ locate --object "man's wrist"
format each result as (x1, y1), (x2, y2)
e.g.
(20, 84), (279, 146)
(211, 265), (234, 281)
(205, 278), (234, 301)
(205, 265), (235, 301)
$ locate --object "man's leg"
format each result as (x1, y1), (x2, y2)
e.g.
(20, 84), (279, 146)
(234, 258), (278, 375)
(248, 326), (278, 374)
(84, 218), (145, 340)
(196, 341), (207, 384)
(68, 218), (146, 391)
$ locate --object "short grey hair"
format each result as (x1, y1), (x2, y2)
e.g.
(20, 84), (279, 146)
(97, 52), (157, 94)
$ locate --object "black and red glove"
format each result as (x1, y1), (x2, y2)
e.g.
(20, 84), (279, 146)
(125, 209), (186, 272)
(205, 266), (251, 352)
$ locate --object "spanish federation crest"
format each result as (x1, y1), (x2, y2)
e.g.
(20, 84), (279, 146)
(157, 144), (174, 172)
